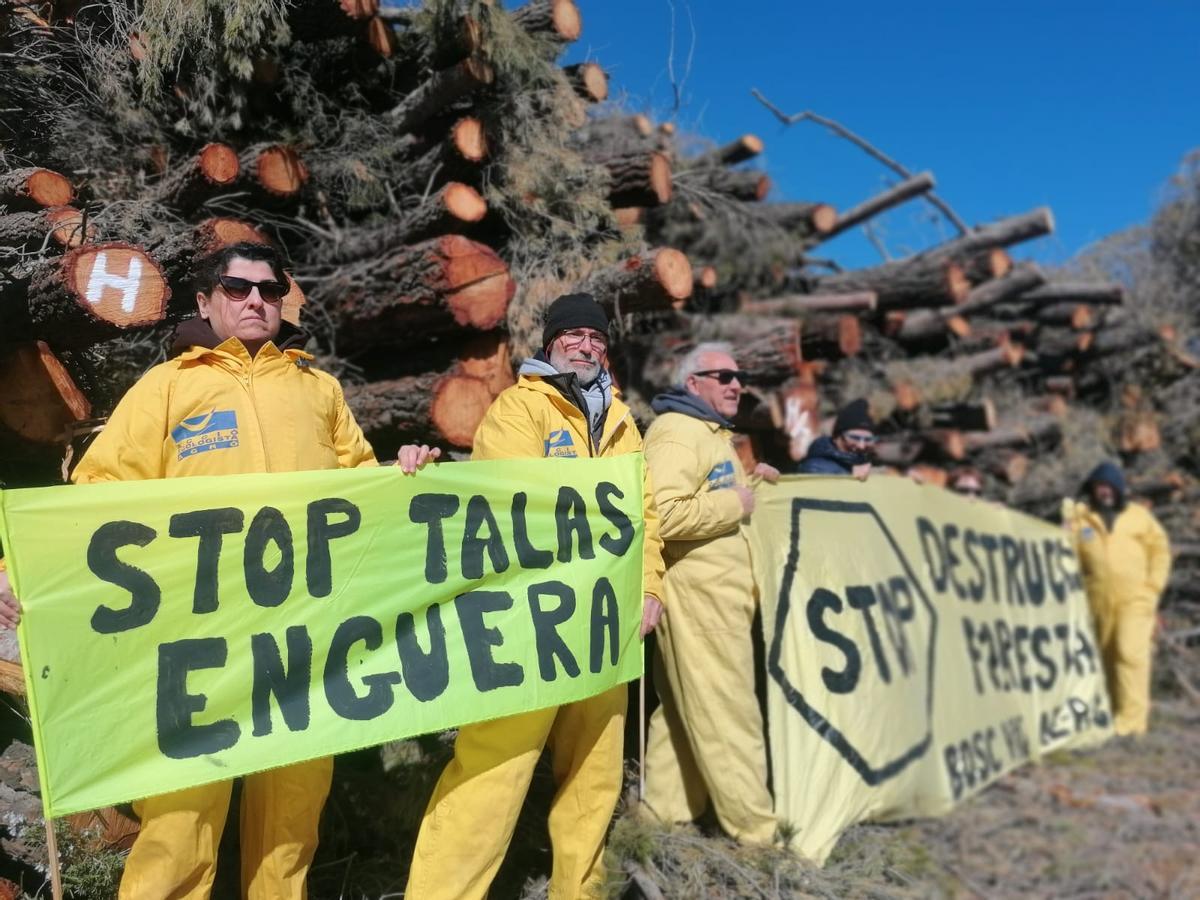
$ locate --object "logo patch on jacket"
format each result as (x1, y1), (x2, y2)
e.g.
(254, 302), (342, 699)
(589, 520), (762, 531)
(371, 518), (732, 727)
(706, 460), (736, 489)
(172, 410), (240, 459)
(544, 429), (578, 458)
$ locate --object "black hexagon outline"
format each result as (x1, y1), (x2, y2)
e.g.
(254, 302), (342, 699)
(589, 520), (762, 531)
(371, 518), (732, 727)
(767, 497), (939, 786)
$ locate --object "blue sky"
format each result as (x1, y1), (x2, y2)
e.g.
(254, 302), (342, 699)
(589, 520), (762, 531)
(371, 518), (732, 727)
(564, 2), (1199, 270)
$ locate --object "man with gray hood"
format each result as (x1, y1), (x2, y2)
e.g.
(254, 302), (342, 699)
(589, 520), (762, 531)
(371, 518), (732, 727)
(398, 292), (665, 900)
(640, 341), (779, 844)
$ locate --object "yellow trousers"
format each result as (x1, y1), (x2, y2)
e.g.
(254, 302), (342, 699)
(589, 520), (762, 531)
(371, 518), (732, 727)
(644, 588), (775, 844)
(118, 757), (332, 900)
(1093, 599), (1157, 735)
(405, 686), (626, 900)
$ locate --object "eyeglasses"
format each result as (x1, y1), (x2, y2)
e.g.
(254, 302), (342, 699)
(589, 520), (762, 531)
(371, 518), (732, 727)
(841, 431), (877, 446)
(954, 485), (982, 497)
(693, 369), (749, 386)
(218, 275), (289, 303)
(556, 328), (608, 351)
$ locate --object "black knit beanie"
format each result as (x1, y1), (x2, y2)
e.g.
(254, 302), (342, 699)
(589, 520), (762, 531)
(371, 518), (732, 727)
(833, 398), (874, 437)
(541, 292), (609, 350)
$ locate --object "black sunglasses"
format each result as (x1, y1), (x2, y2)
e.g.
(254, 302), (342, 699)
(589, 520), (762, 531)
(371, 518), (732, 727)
(218, 274), (289, 302)
(693, 368), (750, 386)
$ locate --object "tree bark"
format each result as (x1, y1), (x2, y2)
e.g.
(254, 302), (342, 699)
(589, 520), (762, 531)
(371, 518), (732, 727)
(589, 150), (672, 207)
(740, 291), (877, 316)
(0, 167), (74, 209)
(388, 57), (495, 134)
(800, 314), (861, 359)
(239, 144), (309, 198)
(692, 134), (764, 168)
(511, 0), (582, 42)
(817, 171), (934, 242)
(930, 400), (996, 431)
(757, 201), (837, 239)
(955, 342), (1025, 376)
(962, 414), (1061, 452)
(344, 370), (494, 449)
(579, 247), (693, 314)
(0, 206), (94, 250)
(316, 235), (514, 346)
(702, 167), (770, 201)
(1019, 281), (1125, 306)
(918, 207), (1054, 264)
(563, 62), (607, 102)
(957, 262), (1046, 316)
(961, 248), (1012, 283)
(0, 341), (92, 443)
(151, 143), (239, 210)
(1036, 303), (1094, 328)
(324, 183), (487, 262)
(15, 244), (170, 346)
(810, 257), (970, 310)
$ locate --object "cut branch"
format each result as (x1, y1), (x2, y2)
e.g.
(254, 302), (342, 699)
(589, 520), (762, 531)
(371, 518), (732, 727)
(692, 134), (764, 168)
(810, 257), (969, 310)
(0, 341), (91, 443)
(388, 57), (494, 134)
(0, 206), (94, 249)
(19, 243), (170, 345)
(740, 291), (877, 316)
(510, 0), (582, 42)
(818, 171), (935, 242)
(579, 248), (693, 314)
(0, 167), (74, 209)
(563, 62), (607, 102)
(151, 142), (239, 209)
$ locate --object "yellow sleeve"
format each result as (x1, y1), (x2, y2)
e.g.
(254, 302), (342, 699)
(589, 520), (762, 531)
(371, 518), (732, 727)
(1143, 511), (1172, 597)
(645, 438), (744, 542)
(470, 392), (544, 461)
(640, 459), (665, 601)
(329, 378), (378, 468)
(71, 369), (172, 484)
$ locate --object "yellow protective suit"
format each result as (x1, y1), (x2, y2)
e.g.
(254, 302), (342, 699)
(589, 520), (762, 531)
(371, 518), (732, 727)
(641, 411), (776, 844)
(73, 325), (376, 900)
(405, 372), (664, 900)
(1067, 499), (1171, 736)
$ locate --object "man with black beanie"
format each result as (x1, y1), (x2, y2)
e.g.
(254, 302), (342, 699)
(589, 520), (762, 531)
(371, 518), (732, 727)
(398, 292), (665, 900)
(796, 397), (876, 479)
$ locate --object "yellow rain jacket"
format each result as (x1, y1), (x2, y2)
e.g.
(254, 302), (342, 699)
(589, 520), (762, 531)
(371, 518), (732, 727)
(406, 372), (663, 900)
(1066, 498), (1171, 735)
(641, 409), (776, 844)
(73, 322), (376, 900)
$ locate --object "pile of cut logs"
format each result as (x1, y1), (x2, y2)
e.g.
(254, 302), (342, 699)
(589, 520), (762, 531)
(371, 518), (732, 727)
(0, 0), (1193, 576)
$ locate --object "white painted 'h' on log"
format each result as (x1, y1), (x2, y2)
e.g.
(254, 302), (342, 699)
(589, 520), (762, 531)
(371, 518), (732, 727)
(84, 252), (143, 313)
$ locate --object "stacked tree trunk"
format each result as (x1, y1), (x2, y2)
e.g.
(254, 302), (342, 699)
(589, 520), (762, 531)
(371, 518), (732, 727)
(0, 0), (1192, 591)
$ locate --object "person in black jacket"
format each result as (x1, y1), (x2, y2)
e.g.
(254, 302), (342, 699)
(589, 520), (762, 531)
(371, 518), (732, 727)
(797, 398), (875, 480)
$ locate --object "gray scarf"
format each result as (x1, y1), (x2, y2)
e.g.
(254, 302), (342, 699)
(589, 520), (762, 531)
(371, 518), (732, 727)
(519, 355), (613, 449)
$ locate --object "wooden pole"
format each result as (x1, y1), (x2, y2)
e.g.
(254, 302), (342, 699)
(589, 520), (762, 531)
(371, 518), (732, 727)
(46, 816), (64, 900)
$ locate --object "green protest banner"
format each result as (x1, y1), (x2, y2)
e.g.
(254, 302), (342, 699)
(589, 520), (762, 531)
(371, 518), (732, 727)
(0, 457), (646, 817)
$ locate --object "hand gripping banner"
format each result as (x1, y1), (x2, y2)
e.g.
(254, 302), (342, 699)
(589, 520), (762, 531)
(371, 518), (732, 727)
(0, 458), (646, 817)
(747, 477), (1111, 863)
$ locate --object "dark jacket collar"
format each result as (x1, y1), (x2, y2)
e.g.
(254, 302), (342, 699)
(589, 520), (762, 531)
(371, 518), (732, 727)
(170, 317), (307, 356)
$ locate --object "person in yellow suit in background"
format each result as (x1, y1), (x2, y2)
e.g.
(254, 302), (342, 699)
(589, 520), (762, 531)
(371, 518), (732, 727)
(1065, 461), (1171, 736)
(397, 292), (665, 900)
(2, 240), (378, 899)
(641, 341), (779, 844)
